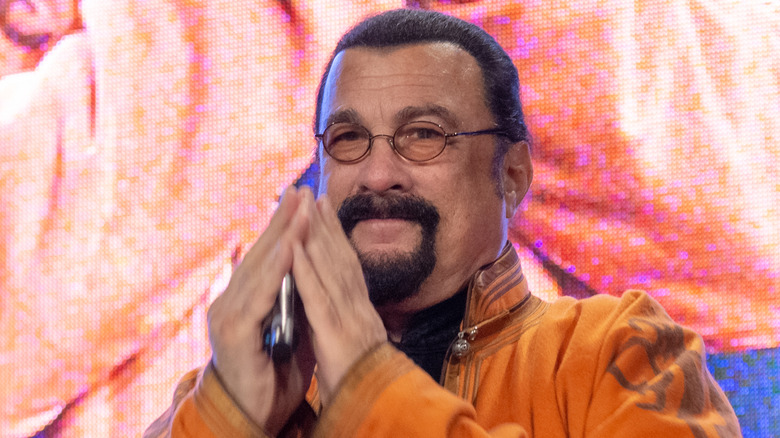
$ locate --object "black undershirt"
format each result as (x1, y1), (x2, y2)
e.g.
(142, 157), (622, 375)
(389, 287), (468, 382)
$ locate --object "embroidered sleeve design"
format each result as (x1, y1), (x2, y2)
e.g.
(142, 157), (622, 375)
(606, 318), (739, 438)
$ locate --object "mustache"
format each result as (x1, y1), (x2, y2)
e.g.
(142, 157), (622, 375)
(337, 193), (440, 236)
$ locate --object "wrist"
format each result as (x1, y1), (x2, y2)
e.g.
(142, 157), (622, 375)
(197, 361), (274, 437)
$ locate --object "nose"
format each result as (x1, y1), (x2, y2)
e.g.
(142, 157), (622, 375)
(357, 134), (411, 193)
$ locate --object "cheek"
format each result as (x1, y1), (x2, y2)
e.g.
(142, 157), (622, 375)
(435, 174), (503, 235)
(318, 161), (348, 198)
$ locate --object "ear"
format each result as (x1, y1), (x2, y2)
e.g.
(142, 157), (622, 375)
(502, 141), (533, 219)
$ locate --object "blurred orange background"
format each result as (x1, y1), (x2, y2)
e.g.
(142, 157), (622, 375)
(1, 0), (777, 436)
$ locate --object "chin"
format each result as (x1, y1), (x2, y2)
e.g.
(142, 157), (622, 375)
(357, 244), (436, 308)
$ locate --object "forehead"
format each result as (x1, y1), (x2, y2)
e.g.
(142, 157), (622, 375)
(319, 42), (490, 130)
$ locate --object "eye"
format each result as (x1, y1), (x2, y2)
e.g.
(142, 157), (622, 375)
(397, 122), (445, 142)
(322, 123), (370, 161)
(325, 124), (368, 146)
(412, 127), (440, 139)
(331, 129), (364, 143)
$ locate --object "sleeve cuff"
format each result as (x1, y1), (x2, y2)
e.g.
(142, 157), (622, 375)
(313, 343), (417, 436)
(194, 362), (272, 437)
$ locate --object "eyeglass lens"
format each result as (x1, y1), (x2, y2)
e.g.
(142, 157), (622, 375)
(322, 121), (447, 162)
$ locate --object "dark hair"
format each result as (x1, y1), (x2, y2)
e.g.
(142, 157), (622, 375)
(314, 8), (529, 148)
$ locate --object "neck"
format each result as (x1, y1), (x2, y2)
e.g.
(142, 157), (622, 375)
(375, 240), (509, 341)
(377, 307), (411, 343)
(376, 280), (466, 342)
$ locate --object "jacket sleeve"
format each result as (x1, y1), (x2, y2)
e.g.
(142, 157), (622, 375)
(143, 363), (316, 438)
(312, 344), (530, 438)
(143, 364), (269, 438)
(564, 290), (743, 437)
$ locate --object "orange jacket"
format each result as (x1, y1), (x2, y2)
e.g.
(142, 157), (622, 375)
(146, 244), (740, 437)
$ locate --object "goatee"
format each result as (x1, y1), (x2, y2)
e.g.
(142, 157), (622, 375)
(337, 193), (440, 307)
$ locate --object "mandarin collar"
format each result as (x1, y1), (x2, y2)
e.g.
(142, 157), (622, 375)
(463, 241), (531, 328)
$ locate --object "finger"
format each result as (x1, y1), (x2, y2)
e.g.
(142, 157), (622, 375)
(304, 197), (364, 306)
(292, 239), (386, 402)
(237, 186), (301, 271)
(316, 194), (347, 238)
(300, 191), (341, 269)
(315, 195), (361, 276)
(218, 186), (303, 307)
(211, 187), (305, 334)
(315, 195), (359, 264)
(242, 238), (294, 322)
(291, 239), (334, 329)
(236, 194), (315, 320)
(209, 239), (292, 349)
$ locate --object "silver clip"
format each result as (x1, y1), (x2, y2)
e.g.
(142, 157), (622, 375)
(452, 326), (478, 358)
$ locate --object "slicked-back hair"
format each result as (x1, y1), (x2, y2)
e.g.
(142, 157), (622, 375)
(314, 9), (529, 149)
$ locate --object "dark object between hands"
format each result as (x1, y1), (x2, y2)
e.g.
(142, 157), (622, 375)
(262, 273), (298, 363)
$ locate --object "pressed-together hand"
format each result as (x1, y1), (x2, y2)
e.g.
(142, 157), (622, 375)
(207, 186), (387, 433)
(292, 188), (387, 405)
(207, 188), (315, 436)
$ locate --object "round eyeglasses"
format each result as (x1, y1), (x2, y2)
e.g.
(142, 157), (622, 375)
(315, 121), (507, 163)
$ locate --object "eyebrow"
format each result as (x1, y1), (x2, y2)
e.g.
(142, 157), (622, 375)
(395, 104), (459, 128)
(323, 109), (361, 129)
(321, 104), (460, 131)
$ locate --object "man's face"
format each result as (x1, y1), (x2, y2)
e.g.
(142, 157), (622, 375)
(317, 42), (512, 312)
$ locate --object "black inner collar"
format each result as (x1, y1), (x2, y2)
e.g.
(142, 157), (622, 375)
(389, 287), (468, 382)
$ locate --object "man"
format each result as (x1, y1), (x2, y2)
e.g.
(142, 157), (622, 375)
(146, 9), (740, 437)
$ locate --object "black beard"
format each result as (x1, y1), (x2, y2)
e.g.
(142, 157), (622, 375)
(337, 193), (440, 307)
